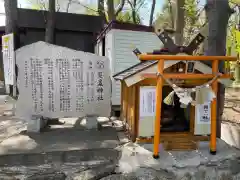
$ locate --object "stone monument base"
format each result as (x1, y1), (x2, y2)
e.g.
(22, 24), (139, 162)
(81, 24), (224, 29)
(27, 115), (48, 133)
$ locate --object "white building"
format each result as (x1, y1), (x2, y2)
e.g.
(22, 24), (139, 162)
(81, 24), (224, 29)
(95, 21), (161, 114)
(0, 0), (5, 26)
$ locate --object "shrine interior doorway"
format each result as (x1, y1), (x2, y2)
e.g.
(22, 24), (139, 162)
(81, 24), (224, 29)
(160, 86), (190, 133)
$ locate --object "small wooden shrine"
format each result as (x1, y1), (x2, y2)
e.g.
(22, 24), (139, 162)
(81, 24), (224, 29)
(113, 28), (237, 158)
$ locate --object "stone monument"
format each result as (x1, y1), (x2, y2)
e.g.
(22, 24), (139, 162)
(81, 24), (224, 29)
(15, 41), (111, 132)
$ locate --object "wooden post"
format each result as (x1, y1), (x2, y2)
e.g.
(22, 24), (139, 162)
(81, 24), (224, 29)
(210, 59), (218, 155)
(153, 59), (164, 159)
(123, 83), (128, 123)
(120, 81), (124, 121)
(131, 86), (137, 142)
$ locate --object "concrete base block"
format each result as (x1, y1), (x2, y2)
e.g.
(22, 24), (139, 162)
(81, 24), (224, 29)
(27, 115), (48, 133)
(85, 116), (98, 129)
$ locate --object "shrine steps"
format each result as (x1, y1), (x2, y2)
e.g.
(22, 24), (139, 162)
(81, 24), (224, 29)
(163, 140), (198, 151)
(136, 134), (210, 151)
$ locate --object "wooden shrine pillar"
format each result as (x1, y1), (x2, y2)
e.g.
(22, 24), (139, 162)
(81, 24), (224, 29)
(153, 59), (164, 159)
(210, 59), (218, 154)
(135, 54), (236, 158)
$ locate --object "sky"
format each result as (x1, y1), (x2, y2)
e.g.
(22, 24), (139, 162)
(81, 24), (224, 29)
(0, 0), (207, 26)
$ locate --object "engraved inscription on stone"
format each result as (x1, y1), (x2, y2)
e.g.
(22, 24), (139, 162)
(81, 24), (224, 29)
(45, 58), (55, 112)
(86, 60), (95, 103)
(30, 58), (43, 113)
(57, 59), (71, 112)
(72, 58), (84, 112)
(24, 60), (29, 88)
(16, 41), (111, 119)
(96, 60), (104, 101)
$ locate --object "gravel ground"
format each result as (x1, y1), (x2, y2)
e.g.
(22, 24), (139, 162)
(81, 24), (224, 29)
(0, 89), (238, 179)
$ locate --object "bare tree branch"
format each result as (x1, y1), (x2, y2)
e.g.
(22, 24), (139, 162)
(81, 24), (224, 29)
(37, 0), (47, 10)
(149, 0), (156, 26)
(56, 0), (60, 12)
(168, 0), (174, 28)
(98, 0), (107, 22)
(127, 0), (145, 12)
(134, 0), (146, 14)
(127, 0), (138, 23)
(71, 0), (98, 12)
(66, 0), (72, 13)
(33, 0), (47, 22)
(115, 0), (125, 16)
(127, 0), (133, 9)
(107, 0), (115, 21)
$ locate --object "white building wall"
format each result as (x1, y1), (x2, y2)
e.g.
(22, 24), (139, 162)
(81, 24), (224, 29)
(0, 0), (5, 26)
(110, 29), (162, 106)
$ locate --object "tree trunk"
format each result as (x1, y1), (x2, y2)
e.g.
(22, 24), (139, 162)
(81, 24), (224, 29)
(98, 0), (107, 23)
(45, 0), (56, 43)
(4, 0), (19, 97)
(174, 0), (185, 45)
(131, 0), (137, 24)
(107, 0), (115, 22)
(132, 10), (137, 24)
(4, 0), (18, 34)
(45, 0), (59, 123)
(205, 0), (232, 138)
(149, 0), (156, 26)
(66, 0), (72, 13)
(168, 0), (175, 29)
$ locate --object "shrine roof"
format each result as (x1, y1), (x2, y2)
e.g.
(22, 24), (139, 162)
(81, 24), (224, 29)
(113, 59), (230, 87)
(96, 21), (154, 43)
(113, 60), (211, 81)
(113, 60), (158, 80)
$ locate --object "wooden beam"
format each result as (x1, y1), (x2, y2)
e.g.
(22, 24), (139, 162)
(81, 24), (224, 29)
(153, 60), (164, 159)
(135, 85), (140, 138)
(137, 134), (210, 143)
(124, 85), (129, 123)
(210, 60), (218, 155)
(127, 87), (131, 134)
(138, 55), (237, 61)
(131, 86), (137, 142)
(141, 73), (233, 79)
(190, 105), (195, 134)
(120, 81), (124, 121)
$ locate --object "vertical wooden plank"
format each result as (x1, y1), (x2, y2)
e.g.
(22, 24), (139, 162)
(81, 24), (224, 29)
(131, 86), (136, 141)
(123, 82), (128, 124)
(120, 81), (124, 121)
(127, 86), (132, 131)
(153, 60), (164, 159)
(210, 59), (218, 155)
(135, 85), (140, 138)
(190, 105), (195, 134)
(129, 86), (133, 137)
